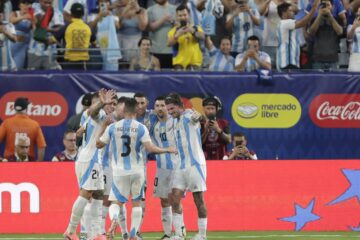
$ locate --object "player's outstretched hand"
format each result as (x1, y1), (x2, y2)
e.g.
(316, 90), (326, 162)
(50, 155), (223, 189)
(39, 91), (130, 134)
(167, 146), (178, 154)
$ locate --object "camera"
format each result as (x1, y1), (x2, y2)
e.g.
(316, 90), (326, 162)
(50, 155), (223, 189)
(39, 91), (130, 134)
(100, 2), (107, 12)
(208, 114), (216, 122)
(235, 140), (243, 146)
(320, 1), (326, 8)
(180, 20), (187, 28)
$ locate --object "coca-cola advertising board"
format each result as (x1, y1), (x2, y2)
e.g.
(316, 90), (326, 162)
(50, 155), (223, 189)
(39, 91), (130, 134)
(309, 94), (360, 128)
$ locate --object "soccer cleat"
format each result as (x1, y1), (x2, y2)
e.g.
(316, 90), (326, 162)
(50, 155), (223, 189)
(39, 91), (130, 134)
(106, 220), (118, 240)
(190, 234), (206, 240)
(122, 233), (129, 240)
(136, 232), (143, 240)
(63, 232), (79, 240)
(181, 226), (187, 237)
(169, 236), (184, 240)
(160, 234), (171, 240)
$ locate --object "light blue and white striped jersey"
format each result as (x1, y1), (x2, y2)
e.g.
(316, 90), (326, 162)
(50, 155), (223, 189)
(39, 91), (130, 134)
(208, 46), (234, 71)
(77, 109), (106, 164)
(0, 24), (16, 71)
(348, 25), (360, 53)
(227, 8), (260, 53)
(276, 19), (300, 70)
(28, 3), (64, 57)
(235, 51), (271, 71)
(149, 116), (179, 170)
(171, 110), (206, 169)
(263, 1), (281, 47)
(100, 118), (151, 176)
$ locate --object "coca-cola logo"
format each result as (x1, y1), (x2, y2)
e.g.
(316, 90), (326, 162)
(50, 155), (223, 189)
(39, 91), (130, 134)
(309, 94), (360, 128)
(0, 92), (68, 126)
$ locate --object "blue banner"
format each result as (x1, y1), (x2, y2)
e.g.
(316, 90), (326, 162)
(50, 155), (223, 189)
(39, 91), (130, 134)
(1, 71), (360, 160)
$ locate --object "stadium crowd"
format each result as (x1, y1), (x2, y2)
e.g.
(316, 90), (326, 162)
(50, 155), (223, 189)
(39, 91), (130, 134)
(0, 0), (360, 72)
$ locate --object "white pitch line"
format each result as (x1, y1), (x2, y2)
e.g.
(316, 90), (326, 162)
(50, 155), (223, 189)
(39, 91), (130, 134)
(0, 235), (360, 240)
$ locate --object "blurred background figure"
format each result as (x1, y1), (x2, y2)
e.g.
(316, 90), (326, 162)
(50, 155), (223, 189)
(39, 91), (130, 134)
(129, 36), (160, 71)
(3, 135), (35, 162)
(223, 132), (257, 160)
(51, 130), (78, 161)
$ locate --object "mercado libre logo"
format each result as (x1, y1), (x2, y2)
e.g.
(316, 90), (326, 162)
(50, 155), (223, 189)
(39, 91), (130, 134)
(0, 91), (68, 127)
(309, 94), (360, 128)
(231, 94), (301, 128)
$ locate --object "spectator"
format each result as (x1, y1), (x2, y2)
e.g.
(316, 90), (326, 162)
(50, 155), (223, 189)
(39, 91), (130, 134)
(223, 132), (257, 160)
(147, 0), (176, 69)
(0, 7), (17, 71)
(305, 0), (346, 26)
(27, 0), (64, 70)
(347, 6), (360, 72)
(129, 36), (160, 71)
(235, 35), (271, 71)
(309, 0), (343, 70)
(276, 0), (319, 70)
(258, 0), (283, 69)
(167, 4), (205, 70)
(66, 92), (92, 146)
(225, 0), (260, 56)
(0, 97), (46, 161)
(52, 130), (78, 161)
(201, 96), (231, 160)
(88, 0), (121, 71)
(61, 3), (96, 70)
(205, 35), (234, 71)
(2, 135), (35, 162)
(9, 0), (34, 70)
(114, 0), (148, 63)
(63, 0), (88, 23)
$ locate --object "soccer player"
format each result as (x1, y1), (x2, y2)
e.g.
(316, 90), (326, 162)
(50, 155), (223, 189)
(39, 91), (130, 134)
(63, 89), (117, 240)
(165, 93), (208, 240)
(96, 98), (177, 240)
(149, 96), (186, 239)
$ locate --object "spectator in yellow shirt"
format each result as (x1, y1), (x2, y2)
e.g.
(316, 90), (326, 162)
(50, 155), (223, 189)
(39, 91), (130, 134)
(167, 4), (205, 70)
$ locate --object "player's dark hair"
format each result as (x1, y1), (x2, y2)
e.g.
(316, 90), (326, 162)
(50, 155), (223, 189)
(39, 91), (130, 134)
(118, 96), (128, 104)
(124, 98), (138, 114)
(176, 4), (190, 13)
(232, 132), (246, 140)
(155, 96), (166, 102)
(165, 92), (183, 107)
(134, 92), (147, 98)
(63, 129), (76, 139)
(138, 36), (152, 47)
(277, 2), (291, 18)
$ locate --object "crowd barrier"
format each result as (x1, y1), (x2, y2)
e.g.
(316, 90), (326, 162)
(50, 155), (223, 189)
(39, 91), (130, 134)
(0, 161), (359, 233)
(1, 71), (360, 160)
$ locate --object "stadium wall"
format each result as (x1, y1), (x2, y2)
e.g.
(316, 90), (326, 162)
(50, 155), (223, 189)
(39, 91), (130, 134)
(0, 161), (359, 233)
(1, 72), (360, 160)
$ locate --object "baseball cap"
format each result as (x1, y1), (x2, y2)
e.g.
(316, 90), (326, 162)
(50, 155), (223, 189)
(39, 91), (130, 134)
(71, 3), (84, 17)
(81, 93), (93, 107)
(14, 97), (30, 111)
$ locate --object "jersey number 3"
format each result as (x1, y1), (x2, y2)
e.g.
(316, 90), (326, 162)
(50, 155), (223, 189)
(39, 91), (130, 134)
(121, 135), (131, 157)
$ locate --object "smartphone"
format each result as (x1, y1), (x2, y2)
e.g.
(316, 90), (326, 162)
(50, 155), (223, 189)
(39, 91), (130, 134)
(100, 2), (107, 12)
(208, 115), (216, 121)
(320, 1), (326, 8)
(235, 140), (243, 146)
(180, 20), (187, 28)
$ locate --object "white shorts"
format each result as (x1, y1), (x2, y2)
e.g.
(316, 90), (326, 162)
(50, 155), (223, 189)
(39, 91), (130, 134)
(103, 167), (113, 196)
(153, 168), (174, 198)
(172, 164), (207, 192)
(76, 161), (104, 191)
(109, 172), (145, 203)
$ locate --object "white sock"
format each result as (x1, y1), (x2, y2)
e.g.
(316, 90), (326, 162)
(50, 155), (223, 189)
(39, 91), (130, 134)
(173, 213), (182, 237)
(198, 218), (207, 237)
(109, 204), (120, 221)
(161, 207), (172, 236)
(89, 199), (103, 237)
(118, 204), (128, 235)
(66, 196), (88, 234)
(80, 203), (91, 236)
(138, 200), (145, 233)
(129, 207), (142, 238)
(101, 206), (109, 234)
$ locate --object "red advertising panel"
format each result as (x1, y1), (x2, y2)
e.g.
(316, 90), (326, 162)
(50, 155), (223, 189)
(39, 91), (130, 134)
(0, 91), (68, 126)
(309, 94), (360, 128)
(0, 161), (359, 233)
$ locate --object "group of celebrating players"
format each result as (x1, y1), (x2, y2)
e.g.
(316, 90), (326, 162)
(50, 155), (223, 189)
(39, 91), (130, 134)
(63, 89), (208, 240)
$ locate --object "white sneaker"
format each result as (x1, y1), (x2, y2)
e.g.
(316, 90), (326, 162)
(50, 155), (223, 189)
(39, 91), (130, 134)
(190, 234), (206, 240)
(170, 236), (184, 240)
(181, 226), (186, 237)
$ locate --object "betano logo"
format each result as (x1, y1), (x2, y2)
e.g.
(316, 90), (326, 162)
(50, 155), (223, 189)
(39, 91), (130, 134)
(231, 94), (301, 128)
(0, 91), (68, 126)
(0, 183), (40, 213)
